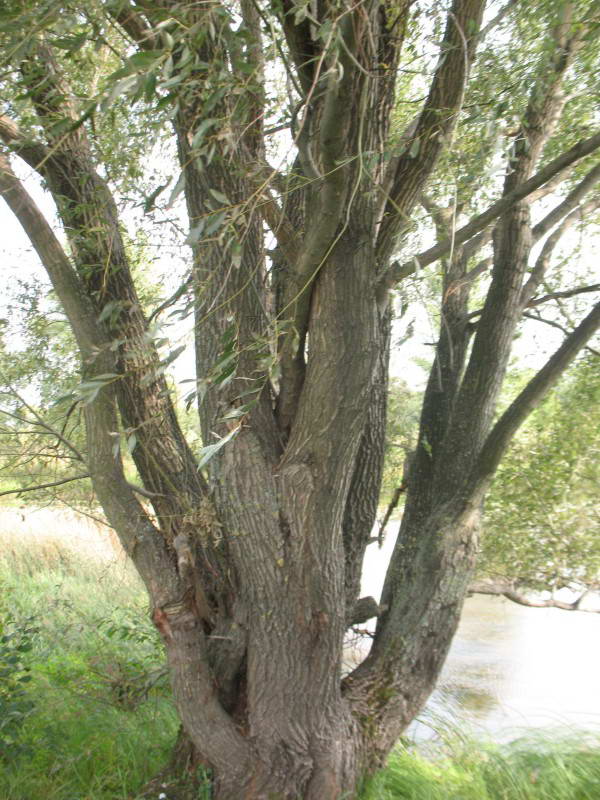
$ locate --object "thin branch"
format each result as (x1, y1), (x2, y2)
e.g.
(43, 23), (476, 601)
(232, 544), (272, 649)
(470, 579), (600, 613)
(0, 473), (90, 497)
(376, 485), (405, 546)
(522, 196), (600, 306)
(531, 161), (600, 243)
(385, 131), (600, 286)
(476, 0), (519, 42)
(148, 274), (193, 323)
(377, 0), (486, 264)
(528, 283), (600, 308)
(522, 311), (600, 357)
(0, 384), (86, 463)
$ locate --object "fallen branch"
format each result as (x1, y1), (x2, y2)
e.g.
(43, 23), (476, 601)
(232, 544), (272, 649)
(469, 579), (600, 613)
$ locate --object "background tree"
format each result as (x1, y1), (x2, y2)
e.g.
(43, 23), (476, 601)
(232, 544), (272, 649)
(475, 354), (600, 608)
(1, 0), (599, 798)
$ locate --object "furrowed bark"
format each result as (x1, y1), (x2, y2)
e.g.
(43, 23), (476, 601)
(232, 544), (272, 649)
(8, 41), (208, 538)
(0, 151), (251, 781)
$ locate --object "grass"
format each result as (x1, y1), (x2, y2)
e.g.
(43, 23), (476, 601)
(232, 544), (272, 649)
(2, 507), (600, 799)
(362, 734), (600, 800)
(0, 507), (178, 799)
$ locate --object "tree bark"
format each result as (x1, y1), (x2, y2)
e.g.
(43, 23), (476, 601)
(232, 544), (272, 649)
(2, 1), (600, 798)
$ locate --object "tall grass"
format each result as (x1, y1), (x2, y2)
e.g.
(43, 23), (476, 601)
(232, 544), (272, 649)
(363, 734), (600, 799)
(2, 508), (600, 799)
(0, 508), (178, 799)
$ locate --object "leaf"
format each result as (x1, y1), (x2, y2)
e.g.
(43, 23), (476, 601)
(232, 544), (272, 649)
(161, 344), (186, 368)
(197, 426), (240, 470)
(204, 210), (227, 236)
(219, 401), (255, 421)
(185, 219), (206, 245)
(166, 172), (186, 209)
(209, 188), (230, 206)
(52, 32), (88, 52)
(129, 50), (165, 70)
(191, 118), (218, 149)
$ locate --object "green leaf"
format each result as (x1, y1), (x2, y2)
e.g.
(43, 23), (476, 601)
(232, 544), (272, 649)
(204, 210), (227, 236)
(161, 344), (186, 368)
(166, 172), (186, 208)
(129, 50), (165, 70)
(197, 426), (239, 470)
(191, 118), (218, 149)
(209, 188), (230, 206)
(186, 219), (206, 245)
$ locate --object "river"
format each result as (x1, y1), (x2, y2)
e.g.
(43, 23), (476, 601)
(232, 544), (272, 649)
(360, 525), (600, 743)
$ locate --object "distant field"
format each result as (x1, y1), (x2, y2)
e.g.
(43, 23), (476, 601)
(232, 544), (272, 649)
(0, 505), (125, 565)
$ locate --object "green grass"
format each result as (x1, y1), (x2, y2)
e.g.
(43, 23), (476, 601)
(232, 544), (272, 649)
(0, 513), (178, 799)
(362, 733), (600, 800)
(2, 511), (600, 799)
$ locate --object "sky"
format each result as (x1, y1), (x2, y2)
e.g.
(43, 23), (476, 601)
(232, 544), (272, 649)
(1, 152), (597, 401)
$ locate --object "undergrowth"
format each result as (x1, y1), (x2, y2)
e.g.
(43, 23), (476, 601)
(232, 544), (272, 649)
(2, 513), (600, 799)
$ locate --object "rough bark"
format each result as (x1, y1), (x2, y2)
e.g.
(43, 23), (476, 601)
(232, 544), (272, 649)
(2, 1), (600, 798)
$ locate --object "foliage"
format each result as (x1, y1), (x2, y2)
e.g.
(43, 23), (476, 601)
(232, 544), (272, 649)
(363, 735), (600, 800)
(0, 525), (177, 798)
(0, 606), (38, 760)
(481, 354), (600, 590)
(0, 0), (599, 793)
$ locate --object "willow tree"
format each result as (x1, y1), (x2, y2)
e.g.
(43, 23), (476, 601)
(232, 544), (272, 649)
(1, 0), (599, 796)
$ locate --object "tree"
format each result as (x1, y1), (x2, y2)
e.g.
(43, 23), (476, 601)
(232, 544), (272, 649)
(474, 354), (600, 609)
(1, 0), (599, 797)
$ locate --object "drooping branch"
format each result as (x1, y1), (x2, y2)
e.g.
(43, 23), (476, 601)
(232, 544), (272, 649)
(0, 151), (172, 581)
(0, 473), (91, 498)
(1, 133), (251, 780)
(11, 40), (208, 526)
(0, 384), (85, 464)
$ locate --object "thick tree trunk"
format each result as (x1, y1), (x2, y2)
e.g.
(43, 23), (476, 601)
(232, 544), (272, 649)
(3, 3), (600, 800)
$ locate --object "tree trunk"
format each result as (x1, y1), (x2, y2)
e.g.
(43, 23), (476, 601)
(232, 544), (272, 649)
(2, 2), (600, 799)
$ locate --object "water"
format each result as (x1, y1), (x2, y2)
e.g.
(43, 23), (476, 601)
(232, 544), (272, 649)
(360, 525), (600, 742)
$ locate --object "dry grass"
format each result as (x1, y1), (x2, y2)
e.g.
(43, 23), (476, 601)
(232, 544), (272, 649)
(0, 506), (126, 574)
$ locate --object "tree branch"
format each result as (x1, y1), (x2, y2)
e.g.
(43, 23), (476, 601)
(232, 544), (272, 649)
(522, 311), (600, 357)
(521, 194), (600, 306)
(385, 132), (600, 286)
(528, 283), (600, 309)
(469, 579), (600, 613)
(472, 300), (600, 491)
(531, 160), (600, 243)
(107, 1), (157, 49)
(0, 383), (86, 464)
(377, 0), (486, 264)
(0, 473), (90, 497)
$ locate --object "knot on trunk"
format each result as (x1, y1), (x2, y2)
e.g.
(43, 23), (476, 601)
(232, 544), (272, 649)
(347, 596), (386, 627)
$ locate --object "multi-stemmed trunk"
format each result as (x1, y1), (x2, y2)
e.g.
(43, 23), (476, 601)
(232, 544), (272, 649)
(1, 0), (600, 797)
